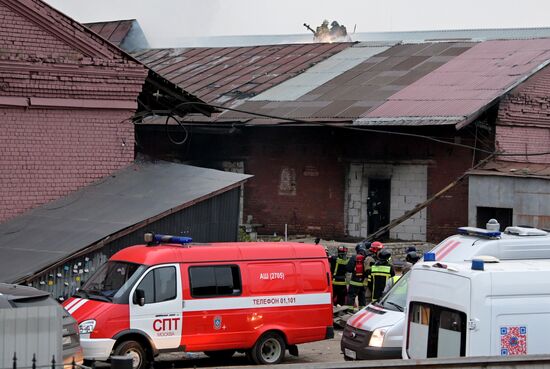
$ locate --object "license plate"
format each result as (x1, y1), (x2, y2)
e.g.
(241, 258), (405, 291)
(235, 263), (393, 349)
(344, 348), (356, 360)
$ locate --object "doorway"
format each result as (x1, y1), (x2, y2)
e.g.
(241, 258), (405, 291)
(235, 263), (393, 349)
(367, 178), (391, 238)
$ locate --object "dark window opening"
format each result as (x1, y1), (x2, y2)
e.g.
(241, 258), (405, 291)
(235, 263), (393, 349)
(477, 207), (513, 230)
(189, 265), (241, 298)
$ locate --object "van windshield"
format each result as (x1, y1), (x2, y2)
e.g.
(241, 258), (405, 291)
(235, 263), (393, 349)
(78, 261), (142, 302)
(378, 272), (409, 312)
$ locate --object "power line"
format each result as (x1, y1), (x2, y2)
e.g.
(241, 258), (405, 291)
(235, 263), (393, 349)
(134, 100), (550, 158)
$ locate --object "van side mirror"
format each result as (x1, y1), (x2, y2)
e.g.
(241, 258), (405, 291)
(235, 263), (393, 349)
(134, 289), (145, 306)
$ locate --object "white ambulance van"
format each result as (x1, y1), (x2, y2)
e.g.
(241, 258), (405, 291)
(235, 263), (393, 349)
(63, 234), (334, 369)
(341, 222), (550, 360)
(403, 232), (550, 359)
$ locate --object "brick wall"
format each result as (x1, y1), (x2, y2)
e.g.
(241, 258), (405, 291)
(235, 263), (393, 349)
(138, 126), (478, 243)
(0, 108), (135, 221)
(496, 64), (550, 164)
(0, 0), (147, 222)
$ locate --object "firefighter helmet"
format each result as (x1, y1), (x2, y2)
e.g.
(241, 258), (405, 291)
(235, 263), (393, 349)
(337, 245), (348, 257)
(378, 248), (391, 261)
(406, 251), (420, 264)
(370, 241), (384, 253)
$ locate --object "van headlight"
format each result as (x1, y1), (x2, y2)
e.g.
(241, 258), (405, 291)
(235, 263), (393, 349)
(79, 320), (96, 334)
(369, 326), (389, 347)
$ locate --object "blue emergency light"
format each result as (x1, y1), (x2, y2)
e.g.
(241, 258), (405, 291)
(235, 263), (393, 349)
(457, 227), (501, 239)
(471, 259), (484, 271)
(144, 233), (192, 245)
(424, 252), (436, 261)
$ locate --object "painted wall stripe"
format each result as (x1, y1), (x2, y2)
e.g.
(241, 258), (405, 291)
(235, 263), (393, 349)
(182, 293), (331, 312)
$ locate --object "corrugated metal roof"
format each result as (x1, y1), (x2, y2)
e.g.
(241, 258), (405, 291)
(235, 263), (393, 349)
(167, 27), (550, 48)
(0, 162), (251, 283)
(84, 19), (134, 47)
(365, 38), (550, 128)
(251, 42), (395, 101)
(131, 43), (351, 107)
(469, 160), (550, 179)
(218, 42), (474, 122)
(354, 116), (464, 126)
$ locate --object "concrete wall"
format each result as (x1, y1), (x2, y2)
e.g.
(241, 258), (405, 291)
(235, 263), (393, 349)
(346, 162), (427, 241)
(469, 175), (550, 229)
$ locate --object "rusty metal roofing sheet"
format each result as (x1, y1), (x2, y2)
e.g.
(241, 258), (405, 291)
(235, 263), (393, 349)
(131, 43), (352, 107)
(251, 42), (394, 101)
(84, 19), (134, 46)
(217, 42), (474, 122)
(365, 38), (550, 128)
(469, 161), (550, 179)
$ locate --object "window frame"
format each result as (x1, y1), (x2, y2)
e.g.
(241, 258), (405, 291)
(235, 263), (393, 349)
(407, 301), (467, 358)
(188, 264), (242, 298)
(134, 265), (178, 305)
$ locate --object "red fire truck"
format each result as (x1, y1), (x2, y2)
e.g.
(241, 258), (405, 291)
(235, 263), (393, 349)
(63, 234), (333, 368)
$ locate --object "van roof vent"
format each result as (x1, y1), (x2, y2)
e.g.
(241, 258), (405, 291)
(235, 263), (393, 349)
(504, 226), (548, 236)
(470, 255), (500, 263)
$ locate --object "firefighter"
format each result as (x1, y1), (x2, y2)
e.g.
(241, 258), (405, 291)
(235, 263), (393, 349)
(383, 259), (406, 295)
(330, 245), (349, 306)
(346, 244), (367, 308)
(366, 248), (395, 302)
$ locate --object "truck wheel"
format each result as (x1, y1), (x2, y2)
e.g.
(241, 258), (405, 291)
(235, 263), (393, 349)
(251, 332), (286, 365)
(112, 340), (148, 369)
(204, 350), (236, 360)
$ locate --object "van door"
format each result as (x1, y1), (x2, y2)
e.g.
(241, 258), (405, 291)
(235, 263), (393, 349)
(406, 271), (470, 359)
(129, 264), (182, 349)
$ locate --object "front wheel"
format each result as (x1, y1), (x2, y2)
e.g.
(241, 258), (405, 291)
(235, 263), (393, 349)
(112, 340), (148, 369)
(250, 332), (286, 365)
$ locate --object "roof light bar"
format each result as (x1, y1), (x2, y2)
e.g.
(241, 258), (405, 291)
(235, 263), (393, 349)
(424, 252), (436, 262)
(457, 227), (501, 239)
(144, 233), (192, 245)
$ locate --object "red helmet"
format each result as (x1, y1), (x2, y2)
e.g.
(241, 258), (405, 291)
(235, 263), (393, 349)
(337, 245), (348, 255)
(370, 241), (384, 253)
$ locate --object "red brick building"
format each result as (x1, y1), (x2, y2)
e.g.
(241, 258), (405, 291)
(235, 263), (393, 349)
(0, 0), (148, 222)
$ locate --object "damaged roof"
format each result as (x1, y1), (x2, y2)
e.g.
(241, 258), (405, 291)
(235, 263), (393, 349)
(362, 38), (550, 129)
(131, 43), (352, 107)
(218, 41), (474, 123)
(0, 162), (251, 283)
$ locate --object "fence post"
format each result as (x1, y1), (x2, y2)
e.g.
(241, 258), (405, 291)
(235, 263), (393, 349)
(32, 354), (36, 369)
(12, 352), (16, 369)
(71, 357), (76, 369)
(51, 355), (56, 369)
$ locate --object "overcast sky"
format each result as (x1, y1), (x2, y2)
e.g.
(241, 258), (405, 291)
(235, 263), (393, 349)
(45, 0), (549, 47)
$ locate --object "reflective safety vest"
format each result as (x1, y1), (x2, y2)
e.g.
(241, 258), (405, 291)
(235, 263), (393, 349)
(369, 264), (393, 301)
(332, 257), (349, 286)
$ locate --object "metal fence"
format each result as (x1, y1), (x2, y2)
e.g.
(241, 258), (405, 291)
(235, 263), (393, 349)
(5, 354), (89, 369)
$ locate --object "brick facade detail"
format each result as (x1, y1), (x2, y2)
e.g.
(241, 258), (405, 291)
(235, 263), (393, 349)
(0, 0), (147, 222)
(496, 64), (550, 164)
